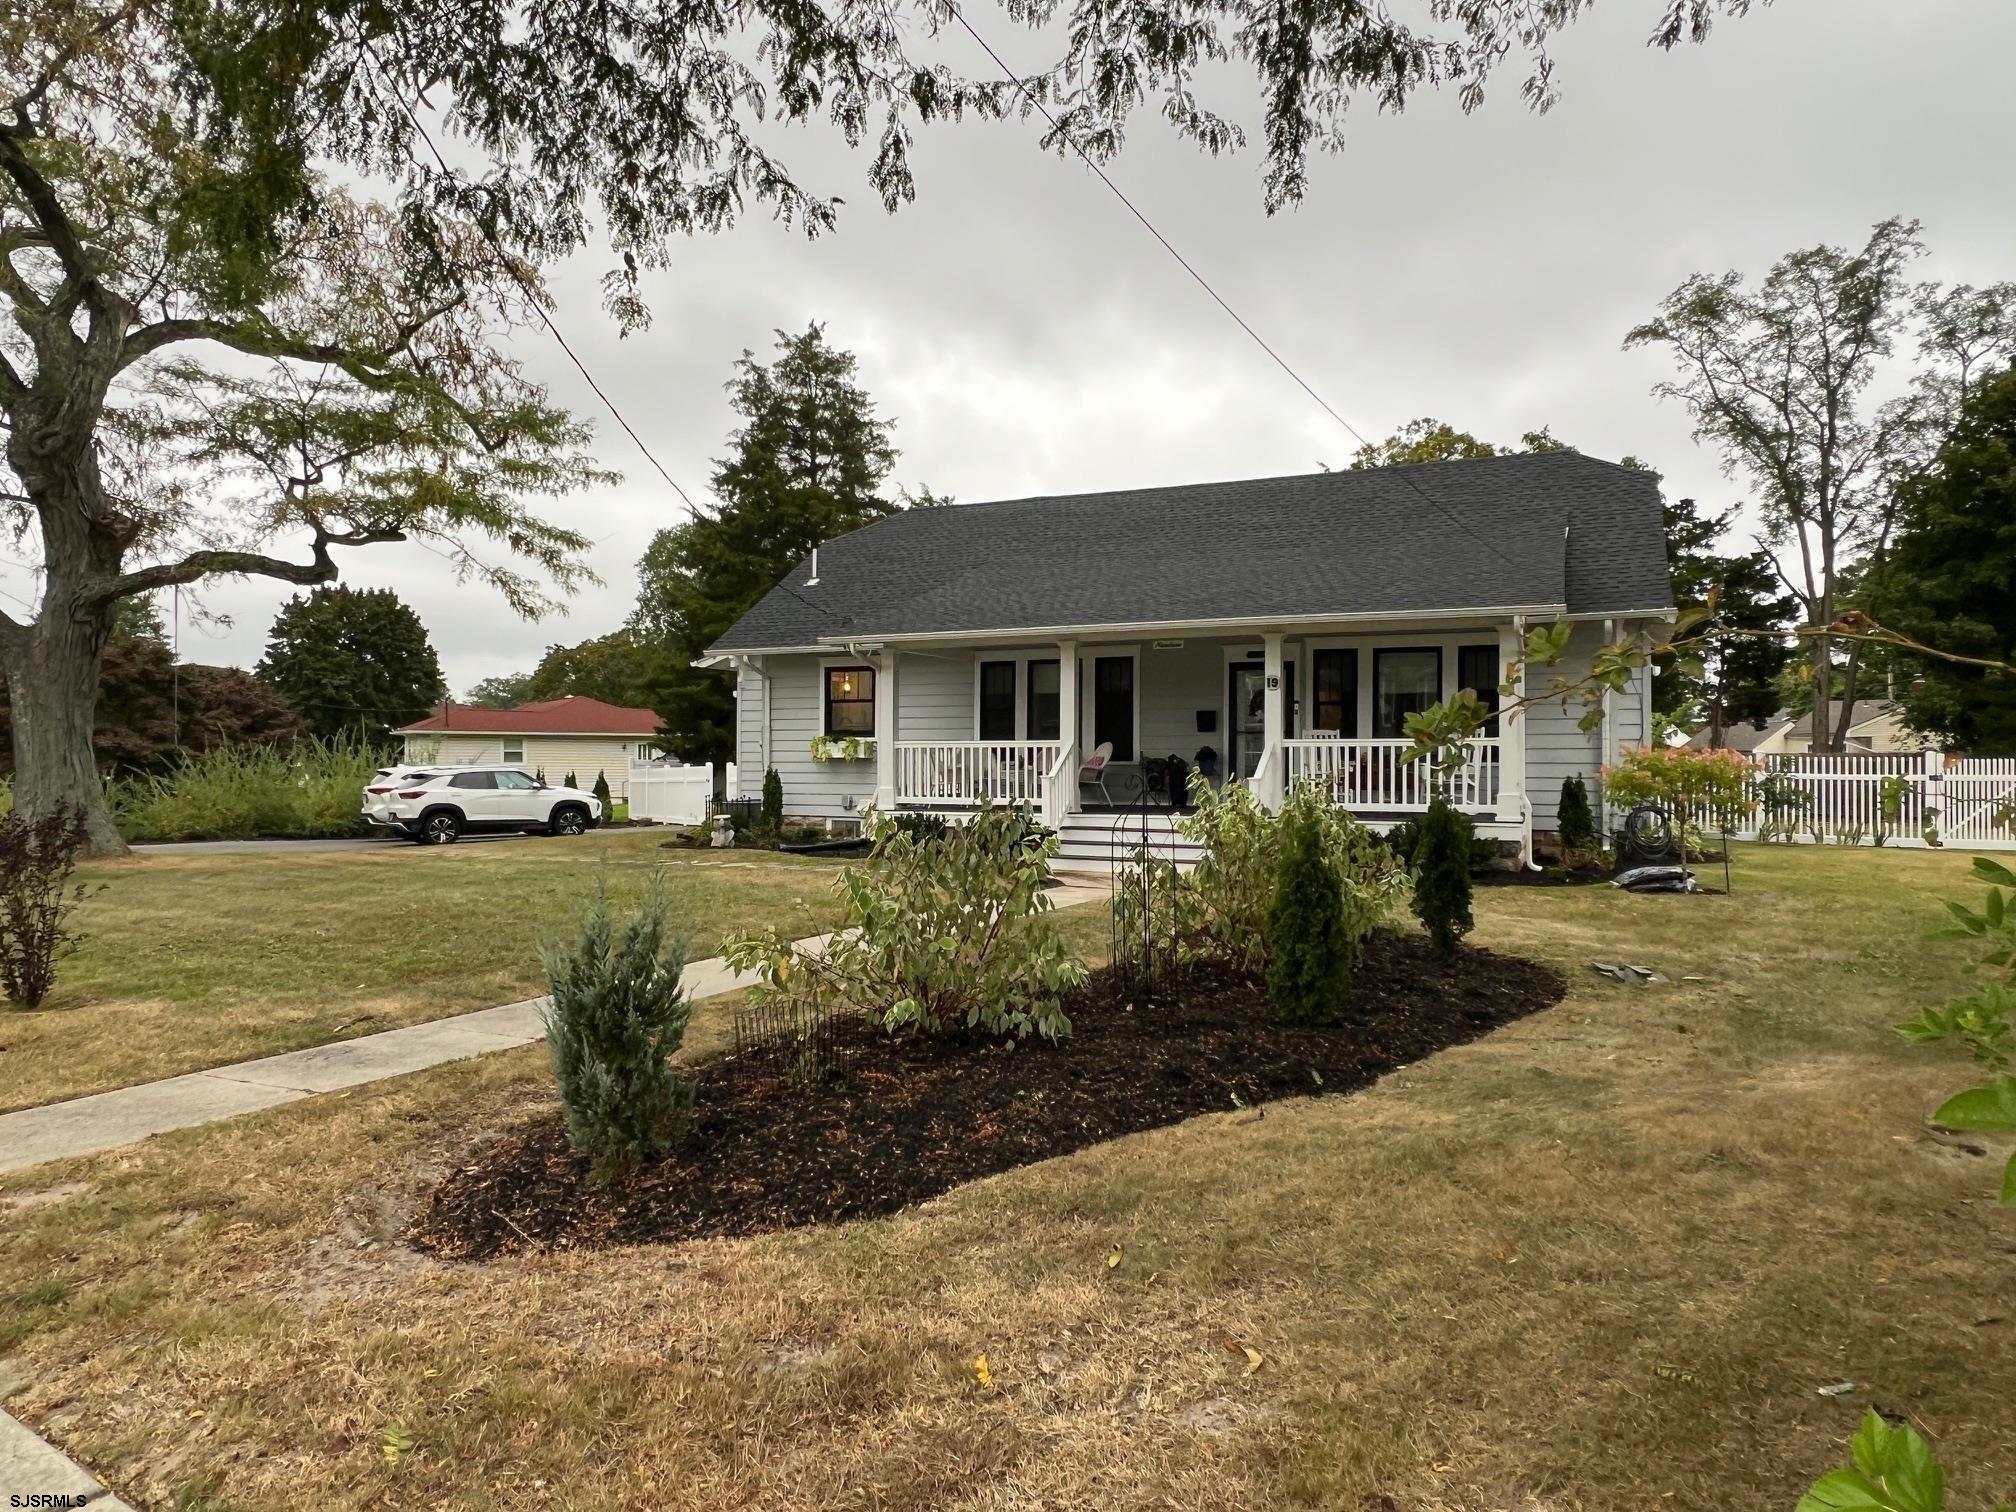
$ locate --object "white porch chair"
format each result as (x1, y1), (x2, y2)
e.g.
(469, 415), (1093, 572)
(1078, 741), (1117, 805)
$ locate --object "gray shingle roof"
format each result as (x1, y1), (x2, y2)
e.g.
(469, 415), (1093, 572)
(709, 451), (1673, 651)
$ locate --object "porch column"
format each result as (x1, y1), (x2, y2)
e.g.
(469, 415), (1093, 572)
(1500, 617), (1530, 857)
(873, 648), (899, 812)
(1261, 631), (1285, 809)
(1056, 639), (1079, 820)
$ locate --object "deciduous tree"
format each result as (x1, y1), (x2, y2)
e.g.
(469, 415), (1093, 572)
(1627, 220), (2016, 752)
(0, 1), (1763, 852)
(465, 673), (535, 709)
(0, 627), (309, 776)
(526, 630), (658, 709)
(1881, 366), (2016, 754)
(255, 586), (446, 746)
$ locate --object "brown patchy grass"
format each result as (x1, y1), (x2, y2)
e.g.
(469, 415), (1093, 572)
(0, 832), (843, 1112)
(3, 845), (2015, 1510)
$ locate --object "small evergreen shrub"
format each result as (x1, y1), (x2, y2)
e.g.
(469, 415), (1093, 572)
(1556, 774), (1599, 859)
(760, 767), (784, 833)
(564, 770), (579, 791)
(593, 770), (613, 809)
(1265, 787), (1354, 1024)
(1413, 796), (1474, 956)
(539, 881), (695, 1182)
(1384, 817), (1421, 867)
(0, 804), (94, 1008)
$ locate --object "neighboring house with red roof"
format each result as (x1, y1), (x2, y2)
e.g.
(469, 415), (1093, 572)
(393, 696), (664, 797)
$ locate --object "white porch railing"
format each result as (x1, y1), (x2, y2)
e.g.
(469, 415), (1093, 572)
(1281, 737), (1504, 812)
(893, 741), (1061, 809)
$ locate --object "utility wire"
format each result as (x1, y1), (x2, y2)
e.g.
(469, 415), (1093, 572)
(369, 49), (699, 514)
(943, 2), (1533, 580)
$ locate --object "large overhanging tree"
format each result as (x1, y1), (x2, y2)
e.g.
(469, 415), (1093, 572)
(3, 1), (1763, 852)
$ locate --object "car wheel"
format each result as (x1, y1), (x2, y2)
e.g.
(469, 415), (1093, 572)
(421, 810), (461, 845)
(549, 804), (589, 837)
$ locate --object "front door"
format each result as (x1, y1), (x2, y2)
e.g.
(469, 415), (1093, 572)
(1229, 661), (1296, 780)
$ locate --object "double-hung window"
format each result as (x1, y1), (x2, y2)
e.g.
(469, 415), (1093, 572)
(824, 666), (876, 736)
(1026, 660), (1061, 742)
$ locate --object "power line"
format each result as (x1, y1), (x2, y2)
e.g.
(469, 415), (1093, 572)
(367, 48), (699, 515)
(942, 2), (1533, 579)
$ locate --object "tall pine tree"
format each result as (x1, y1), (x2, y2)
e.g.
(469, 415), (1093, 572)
(633, 326), (900, 773)
(1654, 497), (1796, 744)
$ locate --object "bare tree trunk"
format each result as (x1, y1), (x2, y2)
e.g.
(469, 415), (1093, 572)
(4, 608), (124, 856)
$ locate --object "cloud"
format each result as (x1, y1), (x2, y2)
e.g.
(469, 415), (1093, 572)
(21, 0), (2010, 692)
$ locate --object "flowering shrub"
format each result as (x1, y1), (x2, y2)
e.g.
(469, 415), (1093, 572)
(1601, 744), (1756, 830)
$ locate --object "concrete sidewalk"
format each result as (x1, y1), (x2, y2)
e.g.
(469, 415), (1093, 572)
(0, 880), (1109, 1175)
(0, 944), (819, 1176)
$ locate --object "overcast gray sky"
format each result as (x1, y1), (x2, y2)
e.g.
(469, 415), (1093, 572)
(49, 0), (2016, 694)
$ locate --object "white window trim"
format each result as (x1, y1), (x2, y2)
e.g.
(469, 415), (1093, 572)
(500, 737), (526, 764)
(818, 658), (878, 739)
(968, 650), (1066, 743)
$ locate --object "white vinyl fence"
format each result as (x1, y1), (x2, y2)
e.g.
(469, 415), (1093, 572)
(1722, 751), (2016, 851)
(625, 761), (735, 825)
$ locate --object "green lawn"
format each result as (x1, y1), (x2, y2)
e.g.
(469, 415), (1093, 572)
(2, 831), (843, 1111)
(1, 845), (2011, 1509)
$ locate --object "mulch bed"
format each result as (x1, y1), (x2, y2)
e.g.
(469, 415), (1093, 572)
(408, 931), (1565, 1260)
(1474, 866), (1610, 888)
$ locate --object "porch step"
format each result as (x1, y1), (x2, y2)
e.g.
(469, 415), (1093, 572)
(1054, 817), (1201, 869)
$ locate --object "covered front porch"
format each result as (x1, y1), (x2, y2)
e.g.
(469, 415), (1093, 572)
(865, 621), (1531, 843)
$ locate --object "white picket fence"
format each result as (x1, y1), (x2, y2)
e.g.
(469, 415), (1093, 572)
(1721, 751), (2016, 851)
(625, 760), (735, 825)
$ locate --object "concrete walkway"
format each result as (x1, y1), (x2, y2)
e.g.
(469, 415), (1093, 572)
(0, 1408), (133, 1509)
(0, 943), (822, 1176)
(0, 880), (1110, 1176)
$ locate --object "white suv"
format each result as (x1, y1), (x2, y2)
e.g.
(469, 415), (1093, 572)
(363, 766), (603, 844)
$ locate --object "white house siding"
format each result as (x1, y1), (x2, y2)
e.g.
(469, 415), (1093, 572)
(735, 626), (1636, 831)
(1138, 639), (1233, 764)
(735, 660), (768, 786)
(1522, 621), (1653, 831)
(734, 653), (881, 820)
(401, 733), (648, 797)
